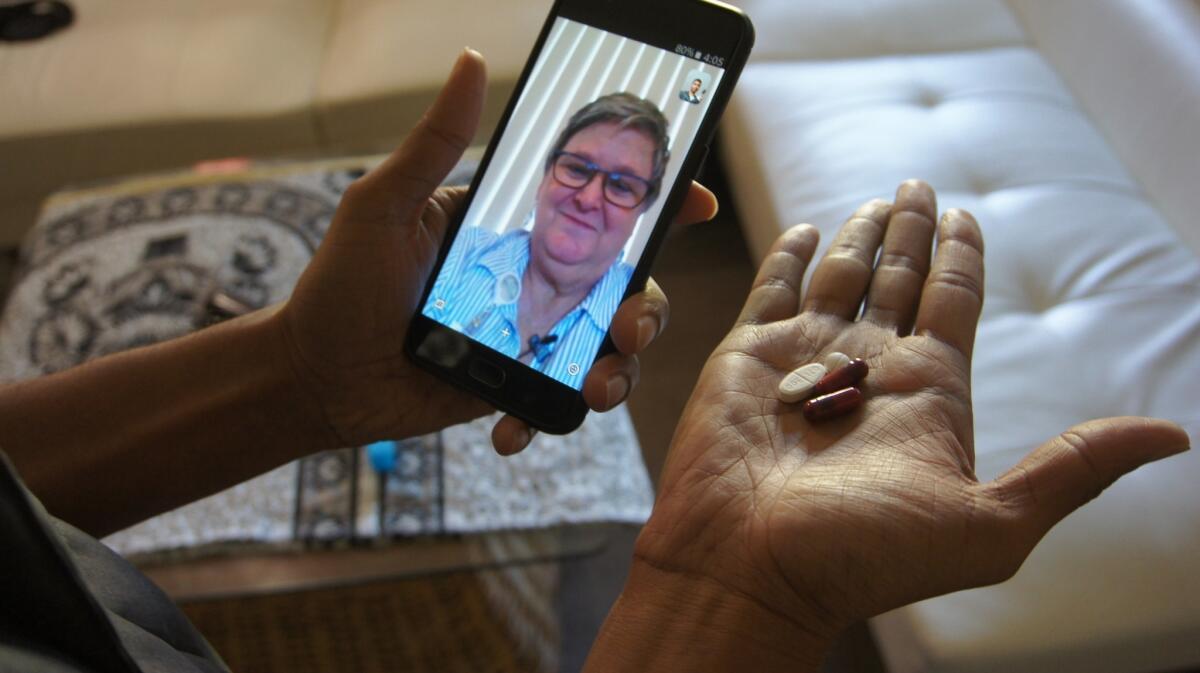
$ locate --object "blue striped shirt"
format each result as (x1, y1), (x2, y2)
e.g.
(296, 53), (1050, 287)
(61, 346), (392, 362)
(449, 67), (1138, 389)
(422, 226), (634, 389)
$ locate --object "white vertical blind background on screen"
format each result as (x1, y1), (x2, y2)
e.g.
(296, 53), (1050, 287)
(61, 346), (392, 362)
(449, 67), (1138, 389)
(462, 17), (723, 263)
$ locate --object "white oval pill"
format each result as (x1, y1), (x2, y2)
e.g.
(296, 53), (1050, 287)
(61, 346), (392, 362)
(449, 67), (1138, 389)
(778, 362), (827, 403)
(824, 351), (852, 371)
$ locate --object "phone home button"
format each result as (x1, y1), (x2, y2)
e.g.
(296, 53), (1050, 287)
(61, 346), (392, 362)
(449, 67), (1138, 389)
(467, 358), (506, 389)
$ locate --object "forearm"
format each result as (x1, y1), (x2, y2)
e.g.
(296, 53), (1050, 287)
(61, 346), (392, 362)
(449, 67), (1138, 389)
(584, 559), (834, 673)
(0, 306), (337, 536)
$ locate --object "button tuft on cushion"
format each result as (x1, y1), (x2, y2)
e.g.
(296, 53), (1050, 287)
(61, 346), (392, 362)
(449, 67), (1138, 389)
(917, 90), (942, 108)
(963, 174), (993, 197)
(1021, 282), (1059, 316)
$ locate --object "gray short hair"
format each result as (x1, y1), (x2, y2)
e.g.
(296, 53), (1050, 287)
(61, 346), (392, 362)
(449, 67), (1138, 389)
(544, 93), (670, 206)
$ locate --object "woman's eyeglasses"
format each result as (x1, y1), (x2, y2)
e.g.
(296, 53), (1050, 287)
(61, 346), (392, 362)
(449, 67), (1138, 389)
(551, 151), (654, 209)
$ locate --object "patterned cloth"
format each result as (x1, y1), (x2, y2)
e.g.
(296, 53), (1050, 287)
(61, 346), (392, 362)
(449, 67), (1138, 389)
(0, 156), (654, 562)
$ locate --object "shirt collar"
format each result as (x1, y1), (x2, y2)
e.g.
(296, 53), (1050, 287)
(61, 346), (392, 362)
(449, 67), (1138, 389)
(475, 229), (633, 331)
(477, 229), (530, 282)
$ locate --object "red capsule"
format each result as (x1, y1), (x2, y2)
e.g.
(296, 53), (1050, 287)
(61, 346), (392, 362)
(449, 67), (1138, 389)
(812, 358), (869, 396)
(802, 386), (863, 422)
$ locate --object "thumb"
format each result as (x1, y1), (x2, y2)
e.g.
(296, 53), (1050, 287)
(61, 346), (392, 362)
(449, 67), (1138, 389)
(990, 416), (1189, 543)
(338, 48), (487, 225)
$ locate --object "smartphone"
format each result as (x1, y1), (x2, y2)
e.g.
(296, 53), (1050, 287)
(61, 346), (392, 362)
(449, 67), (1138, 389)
(406, 0), (754, 433)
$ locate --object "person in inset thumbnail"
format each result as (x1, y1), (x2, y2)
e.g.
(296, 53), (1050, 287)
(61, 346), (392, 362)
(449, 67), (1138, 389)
(679, 78), (703, 104)
(423, 92), (670, 388)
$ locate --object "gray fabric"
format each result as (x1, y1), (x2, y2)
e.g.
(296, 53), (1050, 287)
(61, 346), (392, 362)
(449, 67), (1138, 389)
(0, 452), (227, 673)
(0, 636), (97, 673)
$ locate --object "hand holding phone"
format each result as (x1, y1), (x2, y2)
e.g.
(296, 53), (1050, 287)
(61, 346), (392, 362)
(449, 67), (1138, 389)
(408, 0), (754, 434)
(277, 49), (718, 455)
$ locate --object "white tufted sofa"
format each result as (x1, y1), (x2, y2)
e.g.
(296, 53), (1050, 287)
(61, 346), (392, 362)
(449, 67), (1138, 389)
(721, 1), (1200, 672)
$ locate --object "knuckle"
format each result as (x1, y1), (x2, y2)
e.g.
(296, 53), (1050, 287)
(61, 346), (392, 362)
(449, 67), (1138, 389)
(339, 173), (373, 204)
(763, 246), (804, 272)
(1060, 430), (1115, 493)
(892, 202), (937, 226)
(926, 267), (983, 302)
(824, 248), (875, 276)
(418, 116), (473, 153)
(758, 275), (799, 295)
(878, 250), (928, 276)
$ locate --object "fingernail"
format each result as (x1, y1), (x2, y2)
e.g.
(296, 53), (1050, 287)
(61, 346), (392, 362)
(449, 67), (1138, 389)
(528, 428), (539, 443)
(636, 316), (657, 351)
(453, 47), (479, 72)
(606, 374), (631, 409)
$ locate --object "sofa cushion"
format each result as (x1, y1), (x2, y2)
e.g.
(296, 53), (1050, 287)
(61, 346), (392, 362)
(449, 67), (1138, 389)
(316, 0), (550, 149)
(733, 0), (1024, 62)
(721, 2), (1200, 672)
(0, 0), (331, 139)
(1007, 0), (1200, 257)
(0, 0), (334, 245)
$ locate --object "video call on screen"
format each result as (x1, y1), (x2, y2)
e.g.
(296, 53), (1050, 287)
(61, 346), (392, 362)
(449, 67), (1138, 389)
(422, 18), (724, 390)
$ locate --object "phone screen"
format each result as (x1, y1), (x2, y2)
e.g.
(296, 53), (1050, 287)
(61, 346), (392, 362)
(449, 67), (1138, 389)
(420, 16), (726, 390)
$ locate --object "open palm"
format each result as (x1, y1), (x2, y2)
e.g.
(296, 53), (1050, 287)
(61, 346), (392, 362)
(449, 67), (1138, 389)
(635, 181), (1188, 636)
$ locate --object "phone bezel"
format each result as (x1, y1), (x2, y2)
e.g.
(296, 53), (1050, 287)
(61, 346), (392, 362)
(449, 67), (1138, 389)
(405, 0), (755, 434)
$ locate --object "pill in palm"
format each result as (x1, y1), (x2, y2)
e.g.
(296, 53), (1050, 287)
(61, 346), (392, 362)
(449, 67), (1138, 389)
(778, 362), (827, 403)
(802, 386), (864, 422)
(823, 351), (852, 371)
(813, 358), (869, 396)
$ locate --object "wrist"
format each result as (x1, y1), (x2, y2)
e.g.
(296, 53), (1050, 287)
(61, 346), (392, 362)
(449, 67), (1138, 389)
(259, 305), (343, 454)
(584, 557), (836, 673)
